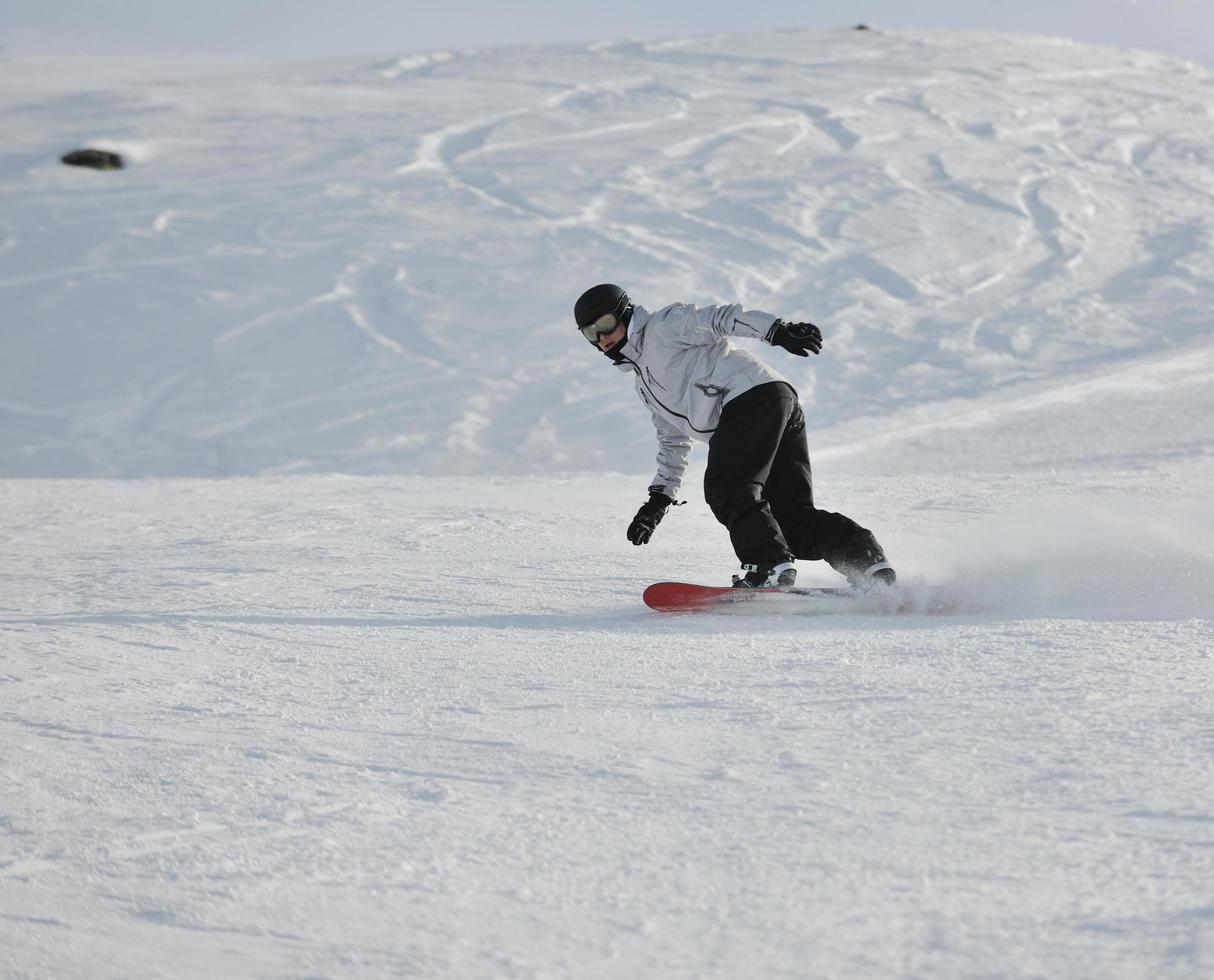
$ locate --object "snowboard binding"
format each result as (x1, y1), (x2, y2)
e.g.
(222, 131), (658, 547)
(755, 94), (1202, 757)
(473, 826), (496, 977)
(731, 560), (797, 589)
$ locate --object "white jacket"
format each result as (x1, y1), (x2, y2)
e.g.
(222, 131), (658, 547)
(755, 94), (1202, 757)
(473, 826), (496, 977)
(612, 302), (791, 498)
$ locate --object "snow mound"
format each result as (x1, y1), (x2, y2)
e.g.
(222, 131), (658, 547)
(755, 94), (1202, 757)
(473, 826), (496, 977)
(2, 29), (1213, 477)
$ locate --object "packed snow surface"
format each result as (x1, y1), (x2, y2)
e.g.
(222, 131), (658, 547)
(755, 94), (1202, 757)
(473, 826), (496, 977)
(2, 27), (1214, 979)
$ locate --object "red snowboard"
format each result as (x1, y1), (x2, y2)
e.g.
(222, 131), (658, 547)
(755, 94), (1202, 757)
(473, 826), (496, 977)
(643, 581), (965, 614)
(643, 581), (851, 611)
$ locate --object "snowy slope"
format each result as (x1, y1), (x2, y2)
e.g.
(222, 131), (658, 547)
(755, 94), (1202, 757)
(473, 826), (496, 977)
(3, 472), (1212, 978)
(2, 28), (1212, 477)
(2, 28), (1214, 980)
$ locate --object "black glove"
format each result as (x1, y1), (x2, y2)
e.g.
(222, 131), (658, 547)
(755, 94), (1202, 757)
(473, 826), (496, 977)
(767, 319), (823, 357)
(627, 492), (674, 545)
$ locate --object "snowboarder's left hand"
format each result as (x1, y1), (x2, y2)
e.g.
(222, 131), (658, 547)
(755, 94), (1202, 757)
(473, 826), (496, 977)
(768, 319), (823, 357)
(627, 492), (673, 545)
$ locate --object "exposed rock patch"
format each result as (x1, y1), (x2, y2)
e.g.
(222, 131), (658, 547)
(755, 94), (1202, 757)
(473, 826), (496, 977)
(61, 148), (125, 171)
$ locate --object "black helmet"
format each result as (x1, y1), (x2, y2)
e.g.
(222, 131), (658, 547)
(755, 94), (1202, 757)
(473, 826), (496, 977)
(575, 283), (633, 363)
(574, 283), (630, 329)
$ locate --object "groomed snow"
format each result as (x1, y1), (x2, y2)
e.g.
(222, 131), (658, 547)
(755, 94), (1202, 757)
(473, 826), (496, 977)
(2, 26), (1213, 979)
(3, 471), (1212, 977)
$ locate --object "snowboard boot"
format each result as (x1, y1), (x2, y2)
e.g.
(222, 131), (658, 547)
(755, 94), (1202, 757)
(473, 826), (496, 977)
(732, 560), (797, 589)
(829, 530), (896, 589)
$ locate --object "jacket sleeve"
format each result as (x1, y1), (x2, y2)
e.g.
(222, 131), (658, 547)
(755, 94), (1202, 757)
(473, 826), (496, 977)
(663, 302), (780, 347)
(648, 407), (693, 499)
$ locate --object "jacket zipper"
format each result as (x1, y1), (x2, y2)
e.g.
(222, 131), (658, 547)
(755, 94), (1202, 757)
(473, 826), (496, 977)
(620, 354), (717, 435)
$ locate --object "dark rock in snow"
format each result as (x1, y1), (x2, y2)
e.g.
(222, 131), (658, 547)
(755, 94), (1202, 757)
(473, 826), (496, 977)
(61, 148), (125, 171)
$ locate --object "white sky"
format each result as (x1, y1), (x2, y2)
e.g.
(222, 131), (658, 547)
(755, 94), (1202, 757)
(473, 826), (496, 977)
(4, 0), (1213, 67)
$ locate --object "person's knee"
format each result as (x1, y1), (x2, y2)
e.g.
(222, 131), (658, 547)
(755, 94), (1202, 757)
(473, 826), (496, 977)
(704, 480), (762, 524)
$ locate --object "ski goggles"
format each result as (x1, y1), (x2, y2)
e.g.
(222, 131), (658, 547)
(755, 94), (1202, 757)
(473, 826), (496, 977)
(579, 312), (620, 343)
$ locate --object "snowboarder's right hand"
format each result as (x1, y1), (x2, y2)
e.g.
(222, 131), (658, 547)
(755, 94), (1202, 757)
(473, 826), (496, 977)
(768, 319), (823, 357)
(627, 492), (673, 545)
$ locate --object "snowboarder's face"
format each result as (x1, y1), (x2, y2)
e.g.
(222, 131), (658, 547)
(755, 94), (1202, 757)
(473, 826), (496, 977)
(595, 319), (626, 351)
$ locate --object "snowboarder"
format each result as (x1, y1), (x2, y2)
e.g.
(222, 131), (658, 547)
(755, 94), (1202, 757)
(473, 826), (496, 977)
(574, 283), (895, 589)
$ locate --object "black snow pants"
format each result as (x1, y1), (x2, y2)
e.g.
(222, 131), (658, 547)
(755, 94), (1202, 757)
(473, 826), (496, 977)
(703, 382), (867, 566)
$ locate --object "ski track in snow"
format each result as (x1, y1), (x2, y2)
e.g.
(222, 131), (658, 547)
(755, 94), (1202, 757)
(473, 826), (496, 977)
(2, 30), (1213, 476)
(2, 27), (1214, 979)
